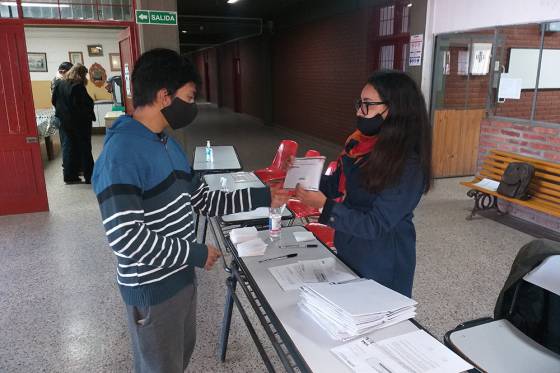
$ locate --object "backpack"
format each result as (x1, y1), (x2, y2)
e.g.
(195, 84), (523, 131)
(497, 162), (535, 199)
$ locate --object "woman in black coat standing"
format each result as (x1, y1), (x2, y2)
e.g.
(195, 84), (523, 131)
(52, 64), (96, 184)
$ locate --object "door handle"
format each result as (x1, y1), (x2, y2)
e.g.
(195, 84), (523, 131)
(26, 136), (39, 143)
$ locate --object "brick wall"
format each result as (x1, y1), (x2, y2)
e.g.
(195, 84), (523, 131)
(477, 118), (560, 231)
(272, 10), (370, 145)
(239, 37), (266, 120)
(441, 25), (560, 123)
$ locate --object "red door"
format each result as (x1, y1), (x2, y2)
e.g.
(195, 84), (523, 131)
(233, 57), (242, 113)
(0, 24), (48, 215)
(118, 27), (138, 115)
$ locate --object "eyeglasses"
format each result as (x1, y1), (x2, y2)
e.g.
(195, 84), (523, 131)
(355, 99), (386, 116)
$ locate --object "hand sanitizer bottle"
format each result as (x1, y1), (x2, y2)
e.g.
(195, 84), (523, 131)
(205, 140), (213, 162)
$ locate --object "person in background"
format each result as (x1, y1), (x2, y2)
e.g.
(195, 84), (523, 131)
(52, 64), (95, 184)
(293, 70), (433, 297)
(92, 48), (290, 373)
(50, 61), (73, 93)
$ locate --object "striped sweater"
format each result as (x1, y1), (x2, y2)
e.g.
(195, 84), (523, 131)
(92, 116), (270, 306)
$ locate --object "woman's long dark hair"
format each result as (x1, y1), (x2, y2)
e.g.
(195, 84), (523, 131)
(361, 70), (433, 194)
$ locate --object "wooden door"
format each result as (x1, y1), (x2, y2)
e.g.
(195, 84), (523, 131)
(0, 24), (48, 215)
(432, 109), (485, 177)
(118, 27), (138, 115)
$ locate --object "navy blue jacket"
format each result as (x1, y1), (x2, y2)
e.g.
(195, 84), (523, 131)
(319, 155), (425, 297)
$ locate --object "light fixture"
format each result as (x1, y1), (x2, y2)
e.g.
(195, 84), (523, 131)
(406, 3), (412, 7)
(1, 1), (70, 7)
(227, 0), (240, 4)
(181, 30), (188, 34)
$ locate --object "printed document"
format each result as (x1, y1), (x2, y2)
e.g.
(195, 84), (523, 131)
(524, 255), (560, 296)
(331, 330), (473, 373)
(269, 257), (357, 291)
(473, 178), (500, 192)
(283, 156), (326, 191)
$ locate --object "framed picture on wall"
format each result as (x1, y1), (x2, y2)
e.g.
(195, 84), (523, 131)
(68, 51), (84, 66)
(109, 53), (121, 71)
(87, 44), (103, 57)
(27, 52), (48, 72)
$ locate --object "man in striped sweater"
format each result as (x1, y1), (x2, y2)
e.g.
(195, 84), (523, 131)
(92, 49), (289, 373)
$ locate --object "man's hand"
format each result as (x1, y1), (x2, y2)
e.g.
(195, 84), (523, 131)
(270, 183), (291, 208)
(294, 183), (327, 209)
(204, 244), (221, 271)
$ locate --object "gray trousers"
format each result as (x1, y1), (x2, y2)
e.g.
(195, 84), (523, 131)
(126, 283), (197, 373)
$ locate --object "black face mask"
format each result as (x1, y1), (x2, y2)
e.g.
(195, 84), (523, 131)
(357, 113), (385, 136)
(161, 97), (198, 130)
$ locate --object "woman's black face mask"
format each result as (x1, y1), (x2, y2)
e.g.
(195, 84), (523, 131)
(357, 113), (385, 136)
(161, 97), (198, 130)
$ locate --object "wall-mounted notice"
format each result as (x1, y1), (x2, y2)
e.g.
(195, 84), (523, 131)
(409, 34), (423, 66)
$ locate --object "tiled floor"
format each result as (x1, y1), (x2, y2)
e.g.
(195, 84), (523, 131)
(0, 104), (534, 372)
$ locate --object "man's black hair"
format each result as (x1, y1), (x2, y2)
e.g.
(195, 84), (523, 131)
(58, 61), (73, 71)
(131, 48), (201, 108)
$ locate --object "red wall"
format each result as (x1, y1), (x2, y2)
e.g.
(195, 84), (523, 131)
(272, 11), (370, 145)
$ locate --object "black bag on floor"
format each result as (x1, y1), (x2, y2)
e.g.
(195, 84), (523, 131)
(497, 162), (535, 199)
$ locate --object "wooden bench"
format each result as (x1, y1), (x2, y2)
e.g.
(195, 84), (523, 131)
(461, 150), (560, 219)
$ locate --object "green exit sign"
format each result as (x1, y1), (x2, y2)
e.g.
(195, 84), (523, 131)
(135, 10), (177, 25)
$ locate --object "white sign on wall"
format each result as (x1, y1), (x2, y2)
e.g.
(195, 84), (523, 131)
(409, 34), (424, 66)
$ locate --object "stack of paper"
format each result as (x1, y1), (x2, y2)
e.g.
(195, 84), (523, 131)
(229, 227), (267, 257)
(269, 257), (357, 291)
(298, 279), (417, 341)
(293, 231), (315, 242)
(229, 227), (259, 244)
(236, 238), (267, 257)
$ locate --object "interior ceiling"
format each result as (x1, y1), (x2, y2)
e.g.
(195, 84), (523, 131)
(177, 0), (376, 53)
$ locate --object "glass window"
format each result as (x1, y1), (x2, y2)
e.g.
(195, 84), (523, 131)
(379, 44), (394, 69)
(401, 5), (410, 34)
(379, 6), (394, 36)
(533, 22), (560, 123)
(20, 0), (131, 20)
(0, 2), (17, 18)
(491, 24), (542, 121)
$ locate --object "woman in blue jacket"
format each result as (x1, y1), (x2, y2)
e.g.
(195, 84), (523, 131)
(295, 70), (432, 297)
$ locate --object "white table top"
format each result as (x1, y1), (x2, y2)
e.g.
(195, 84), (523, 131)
(238, 225), (420, 373)
(193, 145), (242, 172)
(204, 172), (293, 223)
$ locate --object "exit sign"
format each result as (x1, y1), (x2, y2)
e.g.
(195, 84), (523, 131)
(135, 10), (177, 25)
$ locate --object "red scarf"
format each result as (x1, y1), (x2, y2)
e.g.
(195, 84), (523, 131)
(337, 130), (378, 197)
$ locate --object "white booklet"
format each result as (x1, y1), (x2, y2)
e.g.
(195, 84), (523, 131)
(473, 178), (500, 192)
(283, 156), (326, 191)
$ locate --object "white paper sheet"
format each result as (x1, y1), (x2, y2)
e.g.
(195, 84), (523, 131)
(498, 73), (523, 100)
(236, 238), (267, 257)
(293, 231), (316, 242)
(283, 157), (326, 191)
(523, 255), (560, 296)
(269, 258), (358, 291)
(473, 178), (500, 192)
(231, 172), (259, 183)
(229, 226), (258, 244)
(332, 330), (473, 373)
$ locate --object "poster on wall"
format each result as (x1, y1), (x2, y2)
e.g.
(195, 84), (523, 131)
(458, 50), (469, 75)
(497, 73), (522, 101)
(109, 53), (121, 71)
(409, 34), (423, 66)
(68, 51), (84, 65)
(470, 43), (492, 75)
(28, 52), (48, 72)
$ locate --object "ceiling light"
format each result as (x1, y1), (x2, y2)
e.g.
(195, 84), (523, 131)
(1, 1), (70, 7)
(181, 30), (188, 34)
(227, 0), (240, 4)
(406, 3), (412, 7)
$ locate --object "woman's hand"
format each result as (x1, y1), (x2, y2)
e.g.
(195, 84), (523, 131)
(270, 183), (291, 208)
(294, 183), (327, 209)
